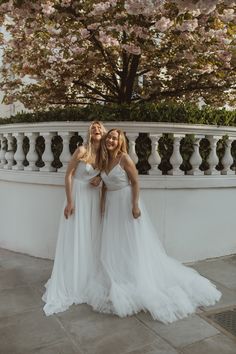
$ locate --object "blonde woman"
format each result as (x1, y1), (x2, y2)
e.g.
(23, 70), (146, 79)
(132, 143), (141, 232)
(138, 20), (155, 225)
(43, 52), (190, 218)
(88, 128), (221, 324)
(43, 121), (106, 316)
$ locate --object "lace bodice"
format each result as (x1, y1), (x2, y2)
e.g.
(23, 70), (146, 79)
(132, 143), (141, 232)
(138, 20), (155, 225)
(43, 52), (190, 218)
(101, 163), (130, 191)
(74, 161), (99, 182)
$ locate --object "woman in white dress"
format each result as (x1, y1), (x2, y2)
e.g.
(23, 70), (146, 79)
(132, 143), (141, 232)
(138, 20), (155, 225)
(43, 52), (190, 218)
(42, 121), (106, 316)
(87, 128), (221, 324)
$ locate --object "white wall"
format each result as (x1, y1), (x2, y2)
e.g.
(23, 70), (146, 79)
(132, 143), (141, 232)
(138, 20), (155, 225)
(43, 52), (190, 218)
(0, 179), (235, 262)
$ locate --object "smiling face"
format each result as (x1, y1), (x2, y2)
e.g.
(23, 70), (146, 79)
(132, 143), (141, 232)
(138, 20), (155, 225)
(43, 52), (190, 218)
(90, 123), (103, 142)
(105, 130), (119, 152)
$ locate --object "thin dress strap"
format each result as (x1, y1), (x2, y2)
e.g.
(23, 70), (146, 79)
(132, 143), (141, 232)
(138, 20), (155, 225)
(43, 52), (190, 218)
(118, 153), (124, 167)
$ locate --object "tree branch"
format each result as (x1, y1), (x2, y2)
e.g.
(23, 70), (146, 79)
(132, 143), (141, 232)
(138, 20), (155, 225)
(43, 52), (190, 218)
(145, 83), (235, 101)
(73, 79), (117, 102)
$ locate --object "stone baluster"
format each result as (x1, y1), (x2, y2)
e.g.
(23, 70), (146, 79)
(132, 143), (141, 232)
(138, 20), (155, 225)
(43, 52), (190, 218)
(0, 134), (7, 168)
(12, 133), (25, 170)
(187, 135), (204, 175)
(148, 134), (162, 175)
(3, 133), (15, 170)
(40, 132), (56, 172)
(127, 133), (138, 165)
(221, 138), (234, 175)
(58, 132), (73, 172)
(80, 131), (87, 145)
(24, 132), (39, 171)
(168, 134), (184, 176)
(205, 135), (221, 175)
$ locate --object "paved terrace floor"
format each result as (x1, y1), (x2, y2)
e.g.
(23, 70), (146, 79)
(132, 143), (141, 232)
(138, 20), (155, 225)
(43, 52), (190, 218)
(0, 248), (236, 354)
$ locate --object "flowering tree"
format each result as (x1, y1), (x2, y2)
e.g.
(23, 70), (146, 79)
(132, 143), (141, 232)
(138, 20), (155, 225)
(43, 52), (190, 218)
(0, 0), (235, 109)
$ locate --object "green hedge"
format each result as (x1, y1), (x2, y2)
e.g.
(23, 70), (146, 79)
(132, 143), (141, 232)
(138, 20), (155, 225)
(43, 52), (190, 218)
(0, 102), (236, 126)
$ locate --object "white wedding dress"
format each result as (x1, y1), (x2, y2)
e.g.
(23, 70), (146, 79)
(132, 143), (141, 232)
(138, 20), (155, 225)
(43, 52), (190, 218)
(86, 162), (221, 324)
(42, 161), (101, 316)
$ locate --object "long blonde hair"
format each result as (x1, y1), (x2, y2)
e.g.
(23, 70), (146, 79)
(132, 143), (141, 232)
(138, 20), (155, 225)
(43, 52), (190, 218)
(97, 128), (127, 171)
(81, 121), (106, 163)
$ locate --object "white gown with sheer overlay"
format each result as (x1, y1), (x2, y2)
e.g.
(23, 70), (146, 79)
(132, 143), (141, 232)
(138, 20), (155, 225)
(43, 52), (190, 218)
(42, 161), (101, 316)
(86, 162), (221, 324)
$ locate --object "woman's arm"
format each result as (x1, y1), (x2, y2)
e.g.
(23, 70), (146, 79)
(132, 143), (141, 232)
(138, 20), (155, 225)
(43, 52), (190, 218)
(64, 146), (86, 219)
(122, 154), (141, 219)
(90, 174), (102, 187)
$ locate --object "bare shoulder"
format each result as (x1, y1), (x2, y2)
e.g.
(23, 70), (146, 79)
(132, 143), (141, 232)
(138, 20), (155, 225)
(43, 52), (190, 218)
(72, 145), (86, 161)
(121, 153), (133, 166)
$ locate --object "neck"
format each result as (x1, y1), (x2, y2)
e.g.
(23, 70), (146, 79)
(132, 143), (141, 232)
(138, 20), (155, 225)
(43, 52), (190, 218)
(91, 141), (100, 152)
(108, 151), (117, 160)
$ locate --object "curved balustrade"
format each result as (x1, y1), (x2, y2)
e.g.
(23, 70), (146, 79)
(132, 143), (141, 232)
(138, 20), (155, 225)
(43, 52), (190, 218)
(1, 121), (236, 261)
(0, 121), (236, 188)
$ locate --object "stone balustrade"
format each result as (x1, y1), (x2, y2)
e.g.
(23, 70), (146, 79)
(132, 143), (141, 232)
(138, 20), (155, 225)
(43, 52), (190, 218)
(1, 121), (236, 261)
(0, 121), (236, 188)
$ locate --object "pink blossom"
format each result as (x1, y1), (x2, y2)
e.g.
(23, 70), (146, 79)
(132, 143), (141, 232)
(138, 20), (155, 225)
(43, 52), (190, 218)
(71, 36), (77, 43)
(133, 26), (148, 39)
(183, 51), (194, 61)
(220, 9), (235, 23)
(41, 2), (55, 16)
(79, 28), (90, 39)
(155, 17), (173, 32)
(47, 26), (62, 35)
(198, 0), (217, 15)
(177, 19), (198, 32)
(125, 0), (163, 17)
(122, 43), (141, 55)
(70, 47), (85, 55)
(87, 23), (101, 30)
(217, 50), (232, 63)
(61, 0), (71, 7)
(90, 1), (113, 16)
(175, 0), (198, 15)
(98, 31), (119, 47)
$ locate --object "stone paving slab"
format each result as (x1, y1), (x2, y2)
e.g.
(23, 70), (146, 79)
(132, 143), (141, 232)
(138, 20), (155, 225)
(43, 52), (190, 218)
(28, 340), (80, 354)
(181, 333), (236, 354)
(56, 304), (171, 354)
(1, 248), (236, 354)
(0, 286), (42, 318)
(0, 309), (70, 354)
(136, 312), (220, 348)
(125, 340), (179, 354)
(0, 248), (52, 270)
(0, 268), (29, 290)
(192, 258), (236, 290)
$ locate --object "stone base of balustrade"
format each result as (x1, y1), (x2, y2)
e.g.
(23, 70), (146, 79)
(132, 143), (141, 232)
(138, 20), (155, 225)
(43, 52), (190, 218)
(187, 170), (204, 176)
(148, 169), (162, 176)
(205, 169), (221, 175)
(168, 169), (185, 176)
(221, 169), (235, 175)
(12, 165), (24, 171)
(3, 164), (13, 170)
(39, 166), (56, 172)
(24, 165), (39, 172)
(57, 166), (67, 173)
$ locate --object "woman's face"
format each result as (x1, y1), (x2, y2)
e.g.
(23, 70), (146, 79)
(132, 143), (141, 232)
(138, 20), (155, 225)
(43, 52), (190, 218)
(90, 123), (103, 142)
(105, 130), (119, 152)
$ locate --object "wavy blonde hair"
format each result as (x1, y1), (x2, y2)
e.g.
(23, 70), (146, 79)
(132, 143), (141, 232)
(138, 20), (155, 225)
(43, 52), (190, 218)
(81, 121), (106, 163)
(97, 128), (127, 171)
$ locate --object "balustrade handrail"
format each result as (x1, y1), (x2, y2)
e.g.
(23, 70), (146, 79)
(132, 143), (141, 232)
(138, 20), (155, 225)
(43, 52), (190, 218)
(0, 121), (236, 136)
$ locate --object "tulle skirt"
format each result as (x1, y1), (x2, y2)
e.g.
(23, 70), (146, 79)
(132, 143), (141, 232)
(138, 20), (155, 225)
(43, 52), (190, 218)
(86, 185), (221, 324)
(42, 179), (101, 316)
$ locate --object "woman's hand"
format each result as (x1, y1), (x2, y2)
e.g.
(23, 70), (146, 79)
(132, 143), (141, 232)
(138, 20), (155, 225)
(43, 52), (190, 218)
(132, 205), (141, 219)
(64, 202), (74, 219)
(90, 175), (102, 187)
